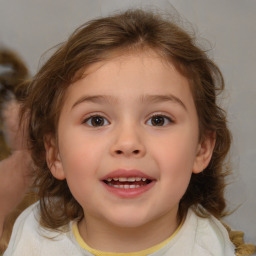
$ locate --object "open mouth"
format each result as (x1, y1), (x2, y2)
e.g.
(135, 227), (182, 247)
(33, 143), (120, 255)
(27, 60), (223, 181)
(103, 177), (152, 189)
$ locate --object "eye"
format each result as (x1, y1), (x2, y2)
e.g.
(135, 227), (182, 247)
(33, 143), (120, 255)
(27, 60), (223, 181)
(146, 114), (173, 126)
(83, 115), (110, 127)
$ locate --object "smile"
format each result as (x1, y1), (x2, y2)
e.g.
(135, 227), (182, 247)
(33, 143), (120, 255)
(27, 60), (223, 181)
(101, 169), (155, 198)
(104, 177), (152, 189)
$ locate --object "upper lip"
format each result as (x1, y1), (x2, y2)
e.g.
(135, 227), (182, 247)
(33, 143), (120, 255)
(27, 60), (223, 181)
(101, 169), (155, 181)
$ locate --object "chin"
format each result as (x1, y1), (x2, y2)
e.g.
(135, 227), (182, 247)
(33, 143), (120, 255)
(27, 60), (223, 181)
(103, 211), (153, 229)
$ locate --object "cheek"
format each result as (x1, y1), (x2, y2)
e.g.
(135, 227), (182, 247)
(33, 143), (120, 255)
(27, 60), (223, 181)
(153, 133), (197, 169)
(60, 146), (97, 203)
(158, 147), (193, 203)
(58, 130), (107, 182)
(151, 133), (197, 191)
(61, 146), (96, 175)
(60, 128), (95, 160)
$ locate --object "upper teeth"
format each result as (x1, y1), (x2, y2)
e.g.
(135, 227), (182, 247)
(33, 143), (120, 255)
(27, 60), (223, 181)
(106, 177), (147, 182)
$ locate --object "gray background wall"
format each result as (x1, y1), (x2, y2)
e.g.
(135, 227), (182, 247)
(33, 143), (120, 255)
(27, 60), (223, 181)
(0, 0), (255, 246)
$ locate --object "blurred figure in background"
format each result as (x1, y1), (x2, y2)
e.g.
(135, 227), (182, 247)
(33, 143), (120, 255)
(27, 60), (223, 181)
(0, 49), (35, 253)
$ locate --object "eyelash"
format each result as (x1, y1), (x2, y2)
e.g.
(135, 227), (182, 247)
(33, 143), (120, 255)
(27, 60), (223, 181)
(83, 114), (110, 127)
(146, 114), (174, 127)
(82, 114), (174, 127)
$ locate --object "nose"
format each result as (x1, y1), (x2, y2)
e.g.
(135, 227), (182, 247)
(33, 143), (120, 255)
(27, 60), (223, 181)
(110, 125), (146, 158)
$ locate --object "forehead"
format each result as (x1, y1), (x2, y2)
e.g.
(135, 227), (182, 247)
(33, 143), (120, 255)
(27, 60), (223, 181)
(78, 51), (184, 85)
(61, 51), (194, 111)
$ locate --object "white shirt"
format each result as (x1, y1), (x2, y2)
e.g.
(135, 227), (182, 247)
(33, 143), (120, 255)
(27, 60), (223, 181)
(4, 202), (235, 256)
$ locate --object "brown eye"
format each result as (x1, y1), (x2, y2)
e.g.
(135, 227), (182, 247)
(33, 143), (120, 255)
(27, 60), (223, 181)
(147, 115), (172, 126)
(84, 115), (109, 127)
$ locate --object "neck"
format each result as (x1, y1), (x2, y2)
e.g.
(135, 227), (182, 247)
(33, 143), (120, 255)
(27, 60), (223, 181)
(78, 211), (180, 253)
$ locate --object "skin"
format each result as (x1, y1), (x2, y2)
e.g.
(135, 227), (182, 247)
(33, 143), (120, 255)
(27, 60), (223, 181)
(1, 99), (24, 150)
(45, 51), (215, 253)
(0, 99), (32, 238)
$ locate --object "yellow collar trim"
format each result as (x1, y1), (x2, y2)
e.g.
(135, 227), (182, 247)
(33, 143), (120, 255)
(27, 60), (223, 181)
(72, 220), (183, 256)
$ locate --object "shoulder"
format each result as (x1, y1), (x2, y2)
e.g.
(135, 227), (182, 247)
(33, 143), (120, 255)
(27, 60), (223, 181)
(3, 202), (85, 256)
(190, 209), (236, 256)
(159, 209), (235, 256)
(3, 202), (39, 255)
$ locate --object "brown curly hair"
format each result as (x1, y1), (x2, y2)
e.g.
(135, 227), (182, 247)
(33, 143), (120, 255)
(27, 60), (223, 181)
(23, 9), (231, 230)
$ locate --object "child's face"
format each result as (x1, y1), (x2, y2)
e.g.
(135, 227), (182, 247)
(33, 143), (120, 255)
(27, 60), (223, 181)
(46, 51), (214, 230)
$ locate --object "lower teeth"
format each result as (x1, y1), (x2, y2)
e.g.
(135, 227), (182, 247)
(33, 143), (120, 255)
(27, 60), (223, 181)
(108, 184), (142, 189)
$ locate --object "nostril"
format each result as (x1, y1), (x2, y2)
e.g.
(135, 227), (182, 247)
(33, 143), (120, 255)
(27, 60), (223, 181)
(115, 149), (140, 155)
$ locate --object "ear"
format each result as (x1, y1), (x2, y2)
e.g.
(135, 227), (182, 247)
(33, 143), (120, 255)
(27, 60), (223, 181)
(192, 132), (216, 174)
(44, 134), (66, 180)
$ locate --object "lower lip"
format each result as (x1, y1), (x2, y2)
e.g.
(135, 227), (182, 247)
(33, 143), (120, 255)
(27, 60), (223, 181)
(101, 181), (156, 198)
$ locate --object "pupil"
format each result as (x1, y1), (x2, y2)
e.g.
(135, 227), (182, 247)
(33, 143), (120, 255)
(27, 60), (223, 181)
(152, 116), (164, 126)
(92, 116), (104, 126)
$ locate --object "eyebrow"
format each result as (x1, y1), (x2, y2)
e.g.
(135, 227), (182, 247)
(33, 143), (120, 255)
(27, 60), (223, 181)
(72, 95), (118, 109)
(72, 94), (187, 111)
(139, 94), (187, 111)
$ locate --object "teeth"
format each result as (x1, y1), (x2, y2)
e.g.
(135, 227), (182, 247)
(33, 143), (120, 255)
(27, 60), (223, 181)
(110, 184), (144, 189)
(105, 177), (147, 182)
(127, 177), (136, 182)
(119, 177), (128, 182)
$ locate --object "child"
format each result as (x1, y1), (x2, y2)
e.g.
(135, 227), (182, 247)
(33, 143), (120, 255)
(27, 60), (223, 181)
(4, 9), (238, 255)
